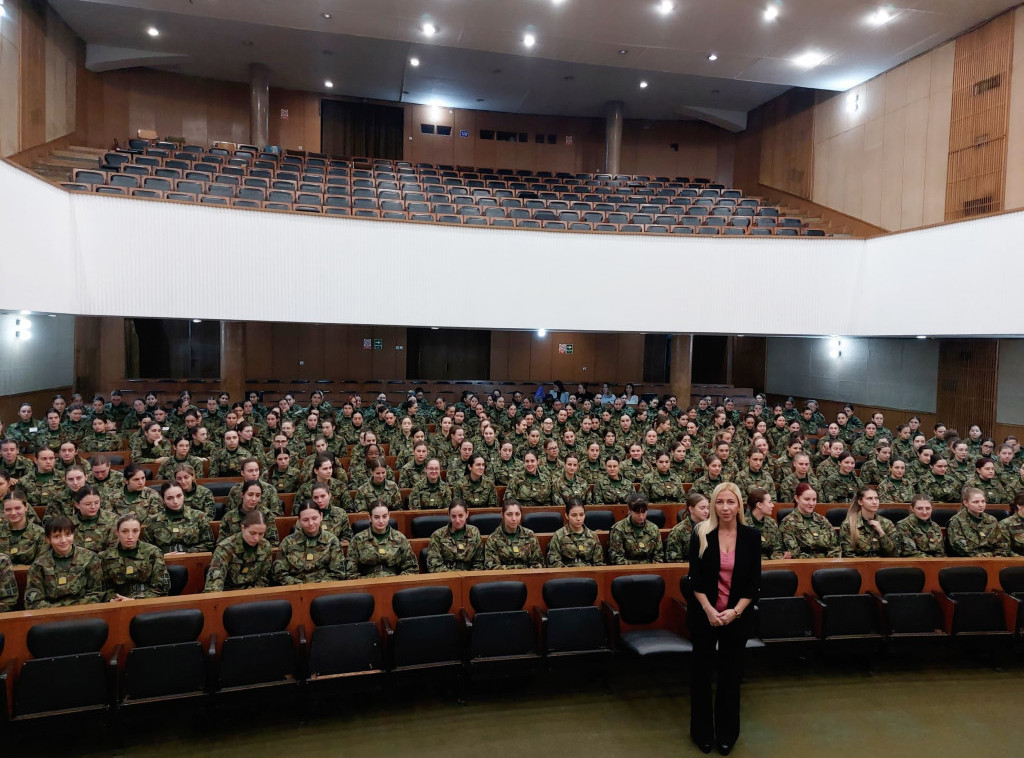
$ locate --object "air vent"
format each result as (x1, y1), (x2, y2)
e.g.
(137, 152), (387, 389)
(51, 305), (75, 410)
(420, 124), (435, 134)
(437, 125), (452, 136)
(973, 75), (1001, 95)
(963, 196), (994, 216)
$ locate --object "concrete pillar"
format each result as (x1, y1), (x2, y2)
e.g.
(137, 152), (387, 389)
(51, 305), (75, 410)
(604, 100), (624, 175)
(221, 322), (246, 405)
(249, 63), (270, 148)
(669, 334), (693, 407)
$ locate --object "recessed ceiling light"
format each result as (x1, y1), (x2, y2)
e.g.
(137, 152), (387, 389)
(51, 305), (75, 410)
(192, 319), (202, 323)
(0, 3), (6, 19)
(324, 79), (334, 88)
(867, 8), (893, 26)
(764, 4), (779, 21)
(618, 48), (629, 55)
(523, 33), (536, 47)
(321, 12), (331, 19)
(792, 50), (826, 68)
(410, 57), (420, 67)
(656, 0), (674, 14)
(916, 335), (927, 340)
(639, 80), (649, 88)
(147, 26), (160, 37)
(707, 53), (718, 61)
(422, 22), (437, 36)
(537, 329), (547, 338)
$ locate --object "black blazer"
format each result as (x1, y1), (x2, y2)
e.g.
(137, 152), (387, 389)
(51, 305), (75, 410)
(687, 524), (761, 611)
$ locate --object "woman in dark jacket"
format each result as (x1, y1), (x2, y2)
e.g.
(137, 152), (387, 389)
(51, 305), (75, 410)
(686, 482), (761, 756)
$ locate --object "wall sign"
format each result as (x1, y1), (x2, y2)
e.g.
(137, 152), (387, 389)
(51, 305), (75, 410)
(558, 343), (573, 354)
(362, 338), (372, 350)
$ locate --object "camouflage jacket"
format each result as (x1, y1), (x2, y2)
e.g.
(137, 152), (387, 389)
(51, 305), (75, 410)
(72, 510), (118, 554)
(994, 512), (1024, 557)
(353, 479), (403, 512)
(639, 471), (687, 504)
(592, 475), (635, 505)
(608, 518), (664, 565)
(732, 468), (778, 502)
(182, 484), (218, 520)
(664, 516), (695, 563)
(218, 505), (280, 546)
(454, 476), (499, 508)
(0, 554), (17, 612)
(346, 527), (418, 577)
(876, 477), (915, 504)
(203, 533), (274, 592)
(484, 526), (545, 570)
(24, 546), (105, 609)
(273, 529), (347, 585)
(914, 471), (961, 504)
(946, 507), (1008, 558)
(820, 473), (862, 504)
(780, 511), (840, 558)
(546, 525), (605, 567)
(407, 479), (453, 511)
(426, 525), (485, 573)
(506, 471), (554, 507)
(99, 541), (170, 599)
(894, 515), (945, 557)
(226, 480), (283, 517)
(551, 475), (593, 507)
(746, 511), (786, 560)
(838, 513), (897, 557)
(143, 506), (215, 553)
(0, 520), (47, 565)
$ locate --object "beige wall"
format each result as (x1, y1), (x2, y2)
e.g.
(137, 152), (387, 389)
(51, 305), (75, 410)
(0, 0), (78, 158)
(812, 42), (954, 231)
(1004, 8), (1024, 210)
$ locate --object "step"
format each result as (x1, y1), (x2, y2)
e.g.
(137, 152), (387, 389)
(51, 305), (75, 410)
(66, 145), (108, 157)
(52, 150), (102, 165)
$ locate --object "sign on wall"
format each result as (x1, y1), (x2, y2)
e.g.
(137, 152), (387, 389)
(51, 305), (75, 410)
(558, 343), (573, 355)
(373, 338), (383, 351)
(280, 109), (289, 120)
(362, 338), (372, 350)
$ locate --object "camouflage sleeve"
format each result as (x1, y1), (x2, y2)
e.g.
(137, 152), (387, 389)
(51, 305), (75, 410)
(838, 522), (855, 557)
(651, 529), (665, 564)
(546, 534), (565, 568)
(877, 521), (897, 556)
(780, 521), (802, 558)
(589, 537), (605, 565)
(526, 536), (546, 568)
(265, 515), (280, 546)
(825, 525), (842, 558)
(148, 550), (171, 597)
(397, 538), (419, 576)
(195, 515), (216, 553)
(664, 527), (686, 563)
(768, 526), (786, 561)
(339, 488), (357, 513)
(272, 546), (301, 586)
(991, 523), (1012, 558)
(483, 536), (503, 571)
(82, 554), (106, 605)
(894, 523), (917, 557)
(469, 536), (485, 571)
(203, 544), (232, 592)
(0, 555), (18, 612)
(946, 517), (970, 556)
(607, 526), (626, 565)
(328, 542), (348, 581)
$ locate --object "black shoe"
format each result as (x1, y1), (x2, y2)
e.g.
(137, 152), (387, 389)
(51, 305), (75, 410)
(691, 735), (713, 754)
(717, 743), (734, 755)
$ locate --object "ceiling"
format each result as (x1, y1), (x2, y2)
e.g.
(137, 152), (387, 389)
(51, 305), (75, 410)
(50, 0), (1021, 122)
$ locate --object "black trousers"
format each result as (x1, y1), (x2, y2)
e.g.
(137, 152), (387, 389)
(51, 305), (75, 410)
(688, 615), (749, 745)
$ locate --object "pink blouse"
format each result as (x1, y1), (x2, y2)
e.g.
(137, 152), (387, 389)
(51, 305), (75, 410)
(715, 550), (735, 612)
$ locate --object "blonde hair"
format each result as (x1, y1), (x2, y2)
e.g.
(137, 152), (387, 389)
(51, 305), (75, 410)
(696, 481), (747, 558)
(847, 486), (878, 544)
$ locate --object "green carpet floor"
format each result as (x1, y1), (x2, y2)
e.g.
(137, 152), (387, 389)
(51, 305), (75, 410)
(15, 659), (1023, 757)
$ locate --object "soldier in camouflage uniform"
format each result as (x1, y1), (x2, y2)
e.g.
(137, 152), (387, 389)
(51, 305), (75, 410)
(426, 501), (485, 572)
(779, 483), (841, 558)
(24, 516), (106, 609)
(170, 465), (217, 520)
(143, 482), (215, 553)
(963, 458), (1009, 505)
(272, 501), (347, 585)
(593, 457), (636, 504)
(994, 492), (1024, 557)
(7, 403), (43, 450)
(87, 456), (125, 503)
(44, 464), (90, 525)
(203, 510), (274, 592)
(0, 439), (34, 482)
(639, 452), (687, 503)
(156, 437), (207, 481)
(301, 486), (354, 544)
(691, 456), (727, 500)
(820, 454), (862, 503)
(621, 444), (651, 484)
(225, 459), (283, 516)
(947, 487), (1009, 557)
(894, 495), (946, 557)
(80, 416), (123, 453)
(608, 497), (664, 565)
(109, 464), (163, 520)
(876, 459), (915, 503)
(579, 444), (607, 485)
(219, 481), (280, 545)
(454, 455), (498, 508)
(0, 552), (17, 611)
(208, 429), (251, 477)
(100, 514), (170, 600)
(20, 447), (65, 510)
(838, 488), (897, 557)
(731, 450), (777, 502)
(33, 410), (67, 454)
(744, 488), (787, 560)
(408, 459), (454, 510)
(547, 500), (604, 567)
(268, 448), (302, 494)
(1, 490), (46, 564)
(353, 460), (403, 512)
(130, 422), (172, 464)
(551, 455), (593, 506)
(850, 424), (883, 458)
(296, 456), (354, 513)
(914, 457), (960, 504)
(399, 442), (432, 489)
(946, 442), (975, 488)
(346, 502), (418, 577)
(71, 486), (117, 554)
(484, 500), (545, 569)
(506, 453), (553, 506)
(665, 493), (710, 562)
(857, 444), (891, 486)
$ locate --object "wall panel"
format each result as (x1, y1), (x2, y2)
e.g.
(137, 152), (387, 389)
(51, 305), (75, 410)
(1004, 7), (1024, 210)
(945, 11), (1014, 222)
(17, 0), (45, 151)
(936, 339), (998, 436)
(759, 88), (815, 198)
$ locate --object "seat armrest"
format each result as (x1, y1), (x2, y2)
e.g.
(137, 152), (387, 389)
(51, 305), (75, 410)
(532, 606), (548, 652)
(933, 591), (956, 634)
(0, 662), (10, 719)
(804, 594), (825, 638)
(296, 624), (308, 681)
(460, 608), (473, 631)
(601, 601), (620, 646)
(107, 644), (123, 707)
(670, 598), (692, 640)
(995, 591), (1021, 633)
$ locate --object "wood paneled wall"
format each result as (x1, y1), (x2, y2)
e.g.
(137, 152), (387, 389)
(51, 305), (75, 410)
(936, 339), (999, 437)
(489, 332), (644, 385)
(758, 88), (815, 198)
(0, 386), (73, 431)
(244, 323), (407, 382)
(945, 11), (1015, 222)
(0, 0), (78, 158)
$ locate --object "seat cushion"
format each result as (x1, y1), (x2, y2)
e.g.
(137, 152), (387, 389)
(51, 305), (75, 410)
(620, 629), (693, 657)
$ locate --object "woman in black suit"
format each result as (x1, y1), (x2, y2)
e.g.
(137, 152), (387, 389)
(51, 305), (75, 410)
(687, 481), (761, 756)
